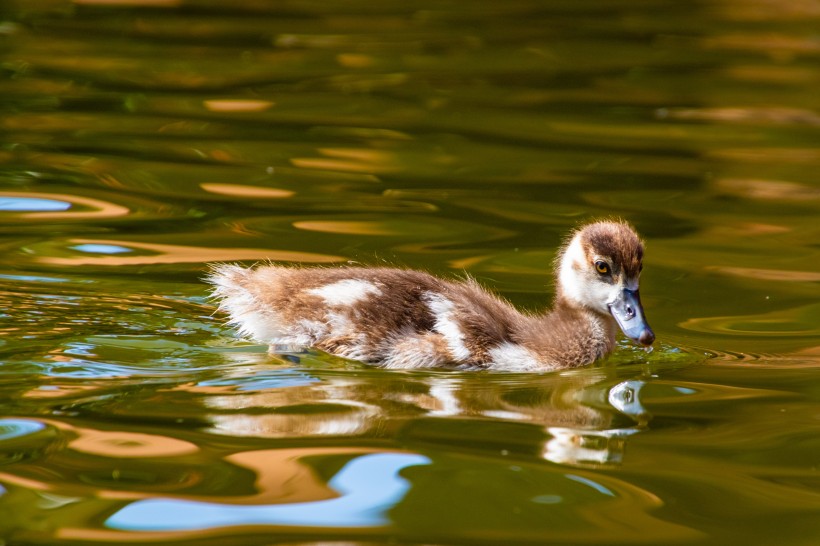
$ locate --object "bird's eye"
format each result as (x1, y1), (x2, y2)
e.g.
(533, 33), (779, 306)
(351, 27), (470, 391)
(595, 261), (610, 275)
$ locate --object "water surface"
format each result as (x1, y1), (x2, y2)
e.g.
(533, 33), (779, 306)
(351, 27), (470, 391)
(1, 1), (819, 544)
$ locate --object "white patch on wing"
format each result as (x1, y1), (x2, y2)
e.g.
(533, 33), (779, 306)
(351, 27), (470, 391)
(487, 342), (545, 371)
(424, 293), (471, 362)
(307, 279), (381, 306)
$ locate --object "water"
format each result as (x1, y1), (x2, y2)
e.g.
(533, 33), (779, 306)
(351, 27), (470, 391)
(2, 1), (819, 544)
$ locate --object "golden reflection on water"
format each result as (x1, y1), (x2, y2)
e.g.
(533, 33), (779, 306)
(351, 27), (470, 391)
(663, 107), (820, 125)
(705, 222), (791, 237)
(0, 192), (129, 220)
(200, 183), (294, 199)
(70, 430), (199, 458)
(725, 64), (819, 84)
(336, 53), (377, 68)
(702, 33), (820, 57)
(202, 100), (274, 113)
(37, 240), (345, 266)
(73, 0), (180, 6)
(0, 412), (706, 543)
(715, 178), (820, 201)
(291, 148), (403, 174)
(709, 0), (820, 21)
(708, 147), (820, 163)
(22, 385), (98, 399)
(707, 265), (820, 282)
(293, 220), (402, 236)
(224, 447), (388, 504)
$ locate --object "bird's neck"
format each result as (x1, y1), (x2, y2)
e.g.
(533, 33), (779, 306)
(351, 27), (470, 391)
(558, 296), (617, 337)
(517, 297), (617, 368)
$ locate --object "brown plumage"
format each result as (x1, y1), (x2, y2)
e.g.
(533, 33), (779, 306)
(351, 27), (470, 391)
(207, 220), (654, 371)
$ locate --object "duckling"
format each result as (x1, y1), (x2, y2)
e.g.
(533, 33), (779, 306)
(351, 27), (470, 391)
(207, 220), (654, 371)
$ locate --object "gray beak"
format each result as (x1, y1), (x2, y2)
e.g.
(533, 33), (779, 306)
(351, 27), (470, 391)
(608, 289), (655, 346)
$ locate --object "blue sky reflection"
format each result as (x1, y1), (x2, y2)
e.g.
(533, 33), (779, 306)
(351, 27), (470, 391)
(565, 474), (616, 497)
(72, 244), (132, 254)
(0, 418), (46, 440)
(106, 452), (431, 531)
(0, 197), (71, 212)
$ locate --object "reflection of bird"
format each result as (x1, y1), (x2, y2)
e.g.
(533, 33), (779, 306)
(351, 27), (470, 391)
(207, 220), (654, 370)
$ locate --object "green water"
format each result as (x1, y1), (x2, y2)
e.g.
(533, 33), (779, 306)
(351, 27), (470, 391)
(1, 1), (819, 544)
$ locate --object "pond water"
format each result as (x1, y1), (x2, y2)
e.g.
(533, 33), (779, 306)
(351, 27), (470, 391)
(1, 1), (819, 544)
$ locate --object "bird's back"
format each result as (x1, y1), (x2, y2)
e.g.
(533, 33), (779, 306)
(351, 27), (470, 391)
(208, 265), (526, 367)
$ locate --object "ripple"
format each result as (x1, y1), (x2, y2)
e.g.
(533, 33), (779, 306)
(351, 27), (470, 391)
(0, 418), (46, 441)
(0, 276), (220, 371)
(293, 220), (404, 236)
(0, 418), (56, 466)
(105, 452), (432, 531)
(241, 214), (515, 258)
(0, 189), (197, 227)
(70, 430), (198, 458)
(0, 191), (127, 221)
(689, 346), (820, 369)
(25, 238), (345, 268)
(679, 302), (820, 337)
